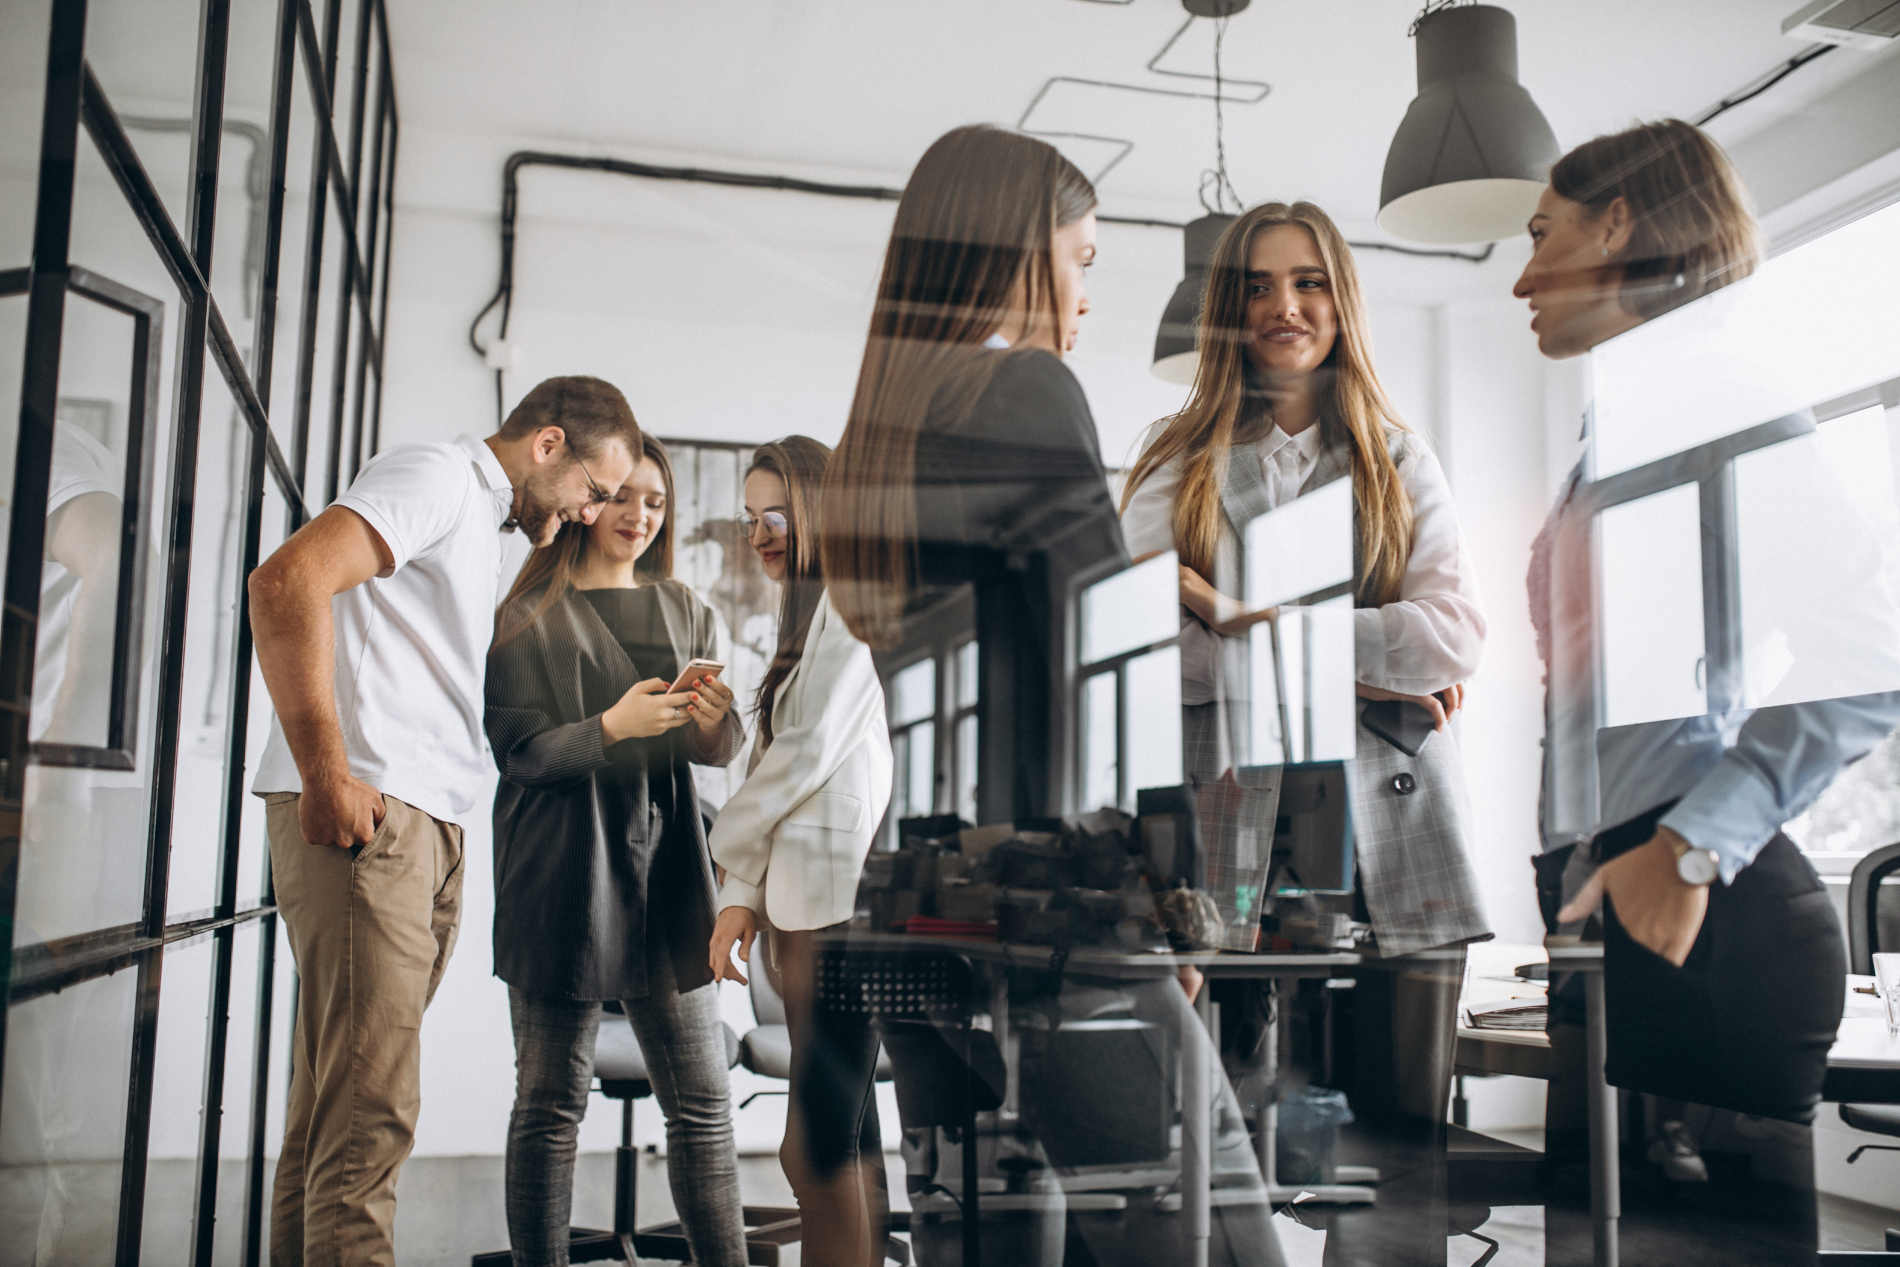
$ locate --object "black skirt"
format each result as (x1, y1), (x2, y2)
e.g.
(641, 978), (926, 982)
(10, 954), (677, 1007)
(1596, 802), (1846, 1122)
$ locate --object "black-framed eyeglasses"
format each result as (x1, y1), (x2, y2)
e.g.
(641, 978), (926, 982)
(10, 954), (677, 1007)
(569, 441), (612, 507)
(736, 510), (790, 538)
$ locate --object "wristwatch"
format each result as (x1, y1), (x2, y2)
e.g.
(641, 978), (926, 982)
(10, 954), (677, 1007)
(1670, 836), (1720, 886)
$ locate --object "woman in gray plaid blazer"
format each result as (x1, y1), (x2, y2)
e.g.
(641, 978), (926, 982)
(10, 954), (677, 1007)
(1123, 201), (1490, 1266)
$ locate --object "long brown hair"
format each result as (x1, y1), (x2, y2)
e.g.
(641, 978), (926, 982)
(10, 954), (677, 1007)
(1121, 201), (1415, 607)
(1550, 119), (1761, 321)
(495, 431), (678, 645)
(819, 124), (1097, 648)
(750, 436), (832, 746)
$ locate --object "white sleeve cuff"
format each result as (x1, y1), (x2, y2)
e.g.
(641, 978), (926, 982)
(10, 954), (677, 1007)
(1658, 758), (1783, 885)
(717, 874), (765, 915)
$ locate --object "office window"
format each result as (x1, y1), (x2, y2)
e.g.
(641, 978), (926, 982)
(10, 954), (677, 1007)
(951, 639), (979, 826)
(888, 657), (938, 822)
(1074, 551), (1182, 812)
(0, 3), (401, 1258)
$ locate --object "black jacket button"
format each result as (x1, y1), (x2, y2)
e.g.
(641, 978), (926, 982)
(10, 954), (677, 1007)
(1392, 772), (1417, 795)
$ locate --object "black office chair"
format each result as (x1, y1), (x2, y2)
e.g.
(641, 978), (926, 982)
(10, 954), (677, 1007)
(471, 1004), (792, 1266)
(1841, 841), (1900, 1255)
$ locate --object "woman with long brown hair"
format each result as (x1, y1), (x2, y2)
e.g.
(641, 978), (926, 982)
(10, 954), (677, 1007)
(818, 123), (1284, 1267)
(1516, 120), (1897, 1258)
(1122, 201), (1488, 1266)
(706, 435), (894, 1267)
(485, 432), (748, 1267)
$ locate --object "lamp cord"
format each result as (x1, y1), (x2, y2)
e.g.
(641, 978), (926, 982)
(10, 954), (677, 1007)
(1201, 14), (1245, 215)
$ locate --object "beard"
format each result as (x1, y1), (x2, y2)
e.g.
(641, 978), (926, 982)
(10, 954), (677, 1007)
(509, 470), (568, 547)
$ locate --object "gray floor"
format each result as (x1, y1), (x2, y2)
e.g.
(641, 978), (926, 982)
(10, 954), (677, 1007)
(2, 1149), (1895, 1264)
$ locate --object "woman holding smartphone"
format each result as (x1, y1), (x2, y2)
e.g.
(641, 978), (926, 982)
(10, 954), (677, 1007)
(1121, 201), (1488, 1265)
(1516, 119), (1896, 1258)
(487, 432), (747, 1267)
(706, 436), (894, 1267)
(818, 123), (1284, 1267)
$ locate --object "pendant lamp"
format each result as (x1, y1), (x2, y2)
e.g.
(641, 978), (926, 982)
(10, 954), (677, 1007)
(1377, 3), (1559, 245)
(1152, 212), (1235, 384)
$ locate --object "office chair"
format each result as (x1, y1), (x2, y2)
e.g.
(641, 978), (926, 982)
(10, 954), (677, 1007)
(1841, 841), (1900, 1255)
(470, 1004), (791, 1266)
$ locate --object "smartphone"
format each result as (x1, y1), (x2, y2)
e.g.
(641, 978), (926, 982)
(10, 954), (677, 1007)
(1360, 699), (1436, 756)
(668, 658), (725, 694)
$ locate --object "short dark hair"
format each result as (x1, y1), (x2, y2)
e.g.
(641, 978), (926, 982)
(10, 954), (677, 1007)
(1550, 119), (1761, 321)
(498, 375), (640, 462)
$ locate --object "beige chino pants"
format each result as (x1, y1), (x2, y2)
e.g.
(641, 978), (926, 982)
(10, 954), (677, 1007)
(265, 791), (464, 1267)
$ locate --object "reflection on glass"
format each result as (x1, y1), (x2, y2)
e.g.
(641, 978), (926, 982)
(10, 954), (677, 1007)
(954, 639), (977, 710)
(1081, 670), (1117, 811)
(305, 204), (351, 503)
(1599, 484), (1706, 727)
(1243, 478), (1353, 612)
(235, 475), (294, 905)
(1125, 645), (1182, 796)
(214, 0), (281, 373)
(83, 0), (200, 226)
(168, 348), (255, 920)
(1592, 200), (1900, 480)
(1734, 405), (1900, 708)
(1078, 549), (1176, 664)
(889, 658), (935, 728)
(141, 939), (215, 1256)
(0, 964), (137, 1261)
(1, 0), (49, 266)
(267, 65), (320, 456)
(955, 713), (977, 826)
(906, 720), (934, 819)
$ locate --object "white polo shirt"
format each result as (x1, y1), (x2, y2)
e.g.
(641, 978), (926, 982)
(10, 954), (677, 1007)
(253, 434), (529, 823)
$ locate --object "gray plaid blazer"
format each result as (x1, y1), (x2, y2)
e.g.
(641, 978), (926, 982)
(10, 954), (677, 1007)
(1190, 426), (1491, 957)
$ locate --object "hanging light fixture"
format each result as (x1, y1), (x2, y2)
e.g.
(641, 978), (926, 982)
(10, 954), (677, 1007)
(1153, 212), (1235, 384)
(1377, 2), (1559, 245)
(1152, 0), (1251, 382)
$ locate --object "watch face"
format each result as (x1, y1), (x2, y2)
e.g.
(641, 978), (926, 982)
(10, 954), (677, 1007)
(1677, 849), (1718, 886)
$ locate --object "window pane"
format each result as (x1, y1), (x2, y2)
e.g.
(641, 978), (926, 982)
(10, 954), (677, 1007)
(889, 658), (935, 728)
(267, 60), (321, 469)
(955, 713), (977, 826)
(214, 0), (281, 376)
(1733, 405), (1900, 708)
(167, 347), (255, 920)
(304, 203), (351, 504)
(955, 639), (977, 710)
(0, 963), (139, 1261)
(1080, 670), (1117, 812)
(330, 0), (367, 209)
(888, 728), (910, 820)
(0, 290), (26, 574)
(1592, 199), (1900, 480)
(141, 937), (217, 1256)
(905, 719), (934, 818)
(0, 0), (49, 267)
(236, 473), (293, 906)
(210, 921), (266, 1265)
(1079, 550), (1177, 665)
(260, 916), (296, 1204)
(353, 27), (386, 261)
(1244, 479), (1353, 610)
(85, 0), (203, 230)
(1125, 645), (1182, 799)
(1598, 485), (1706, 727)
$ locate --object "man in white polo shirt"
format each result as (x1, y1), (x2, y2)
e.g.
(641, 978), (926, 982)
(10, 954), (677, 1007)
(248, 376), (639, 1267)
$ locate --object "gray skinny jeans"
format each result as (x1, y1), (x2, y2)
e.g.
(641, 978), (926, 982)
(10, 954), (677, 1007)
(504, 956), (745, 1266)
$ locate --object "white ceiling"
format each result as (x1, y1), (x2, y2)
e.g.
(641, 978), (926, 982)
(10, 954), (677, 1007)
(386, 0), (1890, 230)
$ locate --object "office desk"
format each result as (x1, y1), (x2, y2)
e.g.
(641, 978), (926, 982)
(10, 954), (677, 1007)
(829, 935), (1612, 1267)
(1457, 943), (1900, 1267)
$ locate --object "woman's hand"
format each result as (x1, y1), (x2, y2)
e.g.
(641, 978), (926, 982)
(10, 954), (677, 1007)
(1178, 564), (1276, 638)
(708, 905), (758, 985)
(686, 671), (736, 736)
(601, 678), (693, 743)
(1354, 681), (1467, 730)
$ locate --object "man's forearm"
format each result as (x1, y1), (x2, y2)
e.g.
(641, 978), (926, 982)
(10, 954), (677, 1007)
(249, 571), (348, 782)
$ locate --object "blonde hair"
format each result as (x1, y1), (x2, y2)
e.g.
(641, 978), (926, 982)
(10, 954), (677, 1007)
(1122, 201), (1414, 606)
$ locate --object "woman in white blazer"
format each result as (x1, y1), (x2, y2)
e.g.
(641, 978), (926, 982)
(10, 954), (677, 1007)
(706, 436), (894, 1267)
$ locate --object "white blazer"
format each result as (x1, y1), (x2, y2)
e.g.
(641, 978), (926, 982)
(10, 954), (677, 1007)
(710, 590), (893, 931)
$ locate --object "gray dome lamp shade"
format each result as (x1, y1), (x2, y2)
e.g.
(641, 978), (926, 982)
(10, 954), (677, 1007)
(1152, 212), (1235, 384)
(1377, 4), (1559, 245)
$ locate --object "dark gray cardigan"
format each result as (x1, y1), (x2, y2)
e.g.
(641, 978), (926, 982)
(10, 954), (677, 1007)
(485, 579), (744, 1001)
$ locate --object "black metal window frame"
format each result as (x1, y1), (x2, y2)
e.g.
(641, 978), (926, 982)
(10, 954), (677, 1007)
(0, 2), (400, 1264)
(1068, 551), (1186, 813)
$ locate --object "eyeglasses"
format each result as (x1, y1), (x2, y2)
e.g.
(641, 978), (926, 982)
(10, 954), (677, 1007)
(736, 510), (789, 539)
(568, 443), (611, 507)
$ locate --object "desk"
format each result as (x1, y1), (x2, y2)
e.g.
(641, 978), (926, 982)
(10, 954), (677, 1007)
(1457, 942), (1900, 1267)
